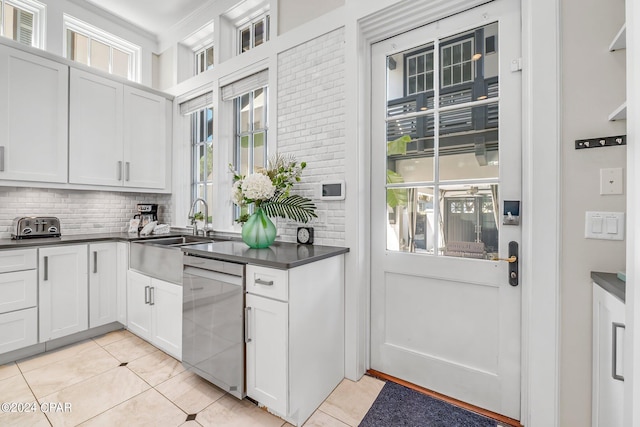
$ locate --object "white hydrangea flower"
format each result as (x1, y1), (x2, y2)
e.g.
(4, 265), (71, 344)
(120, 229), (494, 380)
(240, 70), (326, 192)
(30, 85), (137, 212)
(231, 180), (244, 206)
(241, 173), (275, 201)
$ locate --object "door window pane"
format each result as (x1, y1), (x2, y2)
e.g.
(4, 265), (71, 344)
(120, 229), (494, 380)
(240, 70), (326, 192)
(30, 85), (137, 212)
(239, 93), (250, 133)
(240, 27), (251, 53)
(385, 22), (500, 259)
(254, 20), (264, 47)
(387, 187), (435, 253)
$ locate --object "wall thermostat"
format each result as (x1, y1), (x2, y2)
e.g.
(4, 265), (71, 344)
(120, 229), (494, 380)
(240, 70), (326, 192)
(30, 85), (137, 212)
(320, 180), (345, 200)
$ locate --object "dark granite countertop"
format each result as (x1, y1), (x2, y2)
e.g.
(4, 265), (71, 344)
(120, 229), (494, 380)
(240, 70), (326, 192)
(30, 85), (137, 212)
(181, 240), (349, 269)
(0, 231), (187, 250)
(592, 271), (625, 303)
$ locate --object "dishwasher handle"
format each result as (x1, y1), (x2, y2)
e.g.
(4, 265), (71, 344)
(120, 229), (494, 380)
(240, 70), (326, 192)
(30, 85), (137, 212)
(183, 266), (243, 287)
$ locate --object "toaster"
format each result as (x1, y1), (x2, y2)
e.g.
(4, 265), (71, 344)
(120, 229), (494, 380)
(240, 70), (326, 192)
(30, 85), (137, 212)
(11, 217), (61, 239)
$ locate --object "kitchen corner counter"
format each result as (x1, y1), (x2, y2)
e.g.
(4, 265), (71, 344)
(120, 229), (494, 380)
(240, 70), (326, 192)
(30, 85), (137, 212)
(181, 240), (349, 269)
(591, 271), (625, 303)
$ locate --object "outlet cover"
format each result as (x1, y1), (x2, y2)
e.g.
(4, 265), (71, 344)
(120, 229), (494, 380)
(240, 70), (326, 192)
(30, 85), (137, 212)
(600, 168), (623, 195)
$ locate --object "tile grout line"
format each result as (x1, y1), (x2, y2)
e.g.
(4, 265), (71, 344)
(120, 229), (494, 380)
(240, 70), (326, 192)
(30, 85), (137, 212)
(315, 409), (352, 427)
(15, 361), (54, 427)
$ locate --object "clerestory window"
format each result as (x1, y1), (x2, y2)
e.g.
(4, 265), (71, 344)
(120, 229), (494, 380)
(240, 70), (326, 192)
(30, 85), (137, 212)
(0, 0), (45, 47)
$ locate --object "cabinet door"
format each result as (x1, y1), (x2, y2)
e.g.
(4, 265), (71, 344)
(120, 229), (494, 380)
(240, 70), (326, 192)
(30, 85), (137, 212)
(69, 68), (124, 186)
(0, 307), (37, 354)
(150, 278), (182, 360)
(593, 284), (625, 427)
(0, 45), (68, 183)
(126, 270), (152, 341)
(246, 293), (288, 416)
(123, 86), (168, 189)
(39, 245), (88, 342)
(89, 243), (118, 328)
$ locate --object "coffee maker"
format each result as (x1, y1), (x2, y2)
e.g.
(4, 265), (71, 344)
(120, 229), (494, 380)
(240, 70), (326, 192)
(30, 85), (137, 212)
(134, 204), (158, 231)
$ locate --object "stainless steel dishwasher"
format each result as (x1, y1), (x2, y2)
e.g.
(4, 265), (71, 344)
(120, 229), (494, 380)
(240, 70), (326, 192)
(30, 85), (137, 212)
(182, 254), (245, 399)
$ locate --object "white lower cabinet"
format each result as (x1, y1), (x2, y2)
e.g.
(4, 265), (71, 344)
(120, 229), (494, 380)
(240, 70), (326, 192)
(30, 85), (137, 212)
(39, 245), (88, 342)
(245, 255), (345, 426)
(89, 243), (118, 328)
(127, 270), (182, 359)
(592, 283), (625, 427)
(246, 293), (288, 415)
(0, 249), (38, 353)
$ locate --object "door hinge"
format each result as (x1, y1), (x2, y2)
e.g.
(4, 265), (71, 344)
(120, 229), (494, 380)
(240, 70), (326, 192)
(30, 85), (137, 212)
(510, 58), (523, 72)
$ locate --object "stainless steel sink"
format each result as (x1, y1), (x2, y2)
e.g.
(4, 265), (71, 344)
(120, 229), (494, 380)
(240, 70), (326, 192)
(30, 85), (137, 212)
(130, 236), (213, 284)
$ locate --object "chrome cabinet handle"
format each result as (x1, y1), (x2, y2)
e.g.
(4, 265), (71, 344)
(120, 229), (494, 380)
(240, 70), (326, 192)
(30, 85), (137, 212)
(0, 146), (4, 172)
(93, 251), (98, 274)
(245, 307), (252, 343)
(255, 278), (274, 286)
(117, 161), (122, 181)
(125, 162), (130, 181)
(149, 286), (155, 306)
(144, 285), (150, 304)
(612, 322), (625, 381)
(43, 256), (48, 281)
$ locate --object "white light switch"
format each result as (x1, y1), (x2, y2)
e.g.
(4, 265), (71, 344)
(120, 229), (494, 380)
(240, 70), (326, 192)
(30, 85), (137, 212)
(585, 211), (625, 240)
(600, 168), (624, 195)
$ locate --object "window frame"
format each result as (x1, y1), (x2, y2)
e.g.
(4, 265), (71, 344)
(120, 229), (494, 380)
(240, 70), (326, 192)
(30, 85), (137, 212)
(237, 13), (270, 54)
(63, 14), (141, 82)
(195, 44), (214, 75)
(191, 106), (214, 219)
(233, 85), (268, 220)
(0, 0), (45, 48)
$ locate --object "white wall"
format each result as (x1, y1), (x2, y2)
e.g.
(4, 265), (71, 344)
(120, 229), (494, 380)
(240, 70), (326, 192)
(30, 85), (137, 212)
(276, 28), (346, 246)
(277, 0), (344, 34)
(560, 0), (627, 425)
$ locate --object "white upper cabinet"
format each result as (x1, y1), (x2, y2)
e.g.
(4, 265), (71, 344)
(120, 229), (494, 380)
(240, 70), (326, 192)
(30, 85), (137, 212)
(123, 87), (168, 189)
(69, 68), (171, 191)
(0, 45), (68, 183)
(69, 69), (124, 187)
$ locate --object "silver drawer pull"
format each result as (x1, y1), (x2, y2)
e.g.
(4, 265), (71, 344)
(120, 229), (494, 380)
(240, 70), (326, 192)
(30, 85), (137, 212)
(255, 278), (274, 286)
(190, 287), (204, 291)
(612, 322), (625, 381)
(144, 285), (150, 304)
(0, 146), (4, 172)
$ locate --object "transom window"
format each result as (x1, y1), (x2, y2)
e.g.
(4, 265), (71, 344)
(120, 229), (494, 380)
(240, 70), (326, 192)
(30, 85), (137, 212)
(0, 0), (45, 47)
(195, 44), (214, 75)
(63, 14), (140, 82)
(239, 14), (269, 54)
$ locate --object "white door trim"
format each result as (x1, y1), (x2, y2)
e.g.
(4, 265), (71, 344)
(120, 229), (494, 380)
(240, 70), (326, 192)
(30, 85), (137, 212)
(350, 0), (562, 425)
(520, 0), (561, 425)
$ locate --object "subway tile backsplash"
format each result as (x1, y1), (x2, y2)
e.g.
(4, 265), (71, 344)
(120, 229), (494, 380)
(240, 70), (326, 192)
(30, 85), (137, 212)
(0, 187), (172, 239)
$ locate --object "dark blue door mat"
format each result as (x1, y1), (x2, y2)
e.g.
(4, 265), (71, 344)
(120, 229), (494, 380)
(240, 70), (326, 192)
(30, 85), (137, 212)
(359, 381), (500, 427)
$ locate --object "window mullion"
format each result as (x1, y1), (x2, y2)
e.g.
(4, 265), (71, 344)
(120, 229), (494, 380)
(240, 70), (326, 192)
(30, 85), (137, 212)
(433, 37), (441, 255)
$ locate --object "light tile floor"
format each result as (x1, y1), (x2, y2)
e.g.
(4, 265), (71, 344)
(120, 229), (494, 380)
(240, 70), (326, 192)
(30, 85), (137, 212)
(0, 330), (384, 427)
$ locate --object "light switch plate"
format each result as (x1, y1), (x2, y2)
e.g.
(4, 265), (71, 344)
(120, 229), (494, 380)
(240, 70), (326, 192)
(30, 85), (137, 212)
(585, 211), (625, 240)
(600, 168), (624, 195)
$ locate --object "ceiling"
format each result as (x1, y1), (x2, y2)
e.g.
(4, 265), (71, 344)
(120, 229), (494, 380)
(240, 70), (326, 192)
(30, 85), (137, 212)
(84, 0), (213, 37)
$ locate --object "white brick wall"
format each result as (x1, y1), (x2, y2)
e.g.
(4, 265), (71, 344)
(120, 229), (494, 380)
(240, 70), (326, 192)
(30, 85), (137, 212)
(277, 28), (346, 246)
(0, 187), (172, 239)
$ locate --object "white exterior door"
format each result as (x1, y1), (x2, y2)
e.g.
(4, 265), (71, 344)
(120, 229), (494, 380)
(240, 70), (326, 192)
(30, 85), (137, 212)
(370, 1), (522, 419)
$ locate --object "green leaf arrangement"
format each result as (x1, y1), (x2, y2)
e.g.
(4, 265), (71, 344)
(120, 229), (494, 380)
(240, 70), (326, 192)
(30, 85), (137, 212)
(231, 153), (317, 224)
(261, 193), (317, 223)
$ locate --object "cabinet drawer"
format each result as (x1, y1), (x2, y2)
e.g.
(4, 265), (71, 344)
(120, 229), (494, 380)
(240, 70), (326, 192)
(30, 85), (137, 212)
(0, 270), (37, 314)
(246, 265), (288, 301)
(0, 307), (37, 354)
(0, 249), (37, 273)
